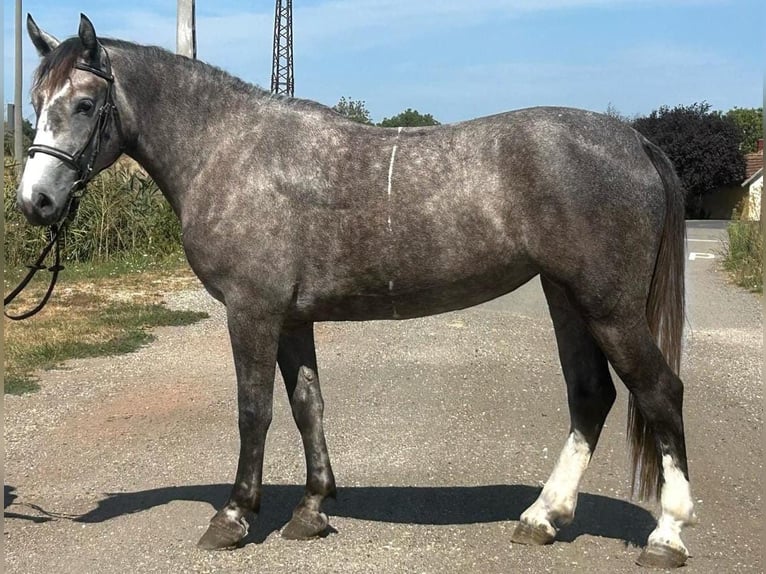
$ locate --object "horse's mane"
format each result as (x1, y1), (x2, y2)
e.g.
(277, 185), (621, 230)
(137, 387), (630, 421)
(35, 36), (333, 116)
(104, 39), (332, 115)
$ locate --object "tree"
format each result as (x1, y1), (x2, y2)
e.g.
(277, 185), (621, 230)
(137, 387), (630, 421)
(333, 97), (373, 125)
(725, 107), (763, 154)
(378, 108), (440, 128)
(632, 102), (746, 218)
(604, 102), (630, 123)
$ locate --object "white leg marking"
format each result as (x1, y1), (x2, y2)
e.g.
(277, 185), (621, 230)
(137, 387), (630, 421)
(223, 507), (241, 521)
(221, 507), (249, 536)
(519, 431), (591, 536)
(647, 455), (696, 554)
(20, 85), (72, 202)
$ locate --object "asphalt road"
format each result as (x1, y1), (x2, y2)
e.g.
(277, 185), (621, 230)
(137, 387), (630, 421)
(4, 222), (762, 573)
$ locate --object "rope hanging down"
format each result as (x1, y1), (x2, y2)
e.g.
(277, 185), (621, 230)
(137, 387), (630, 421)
(4, 225), (64, 320)
(4, 45), (120, 320)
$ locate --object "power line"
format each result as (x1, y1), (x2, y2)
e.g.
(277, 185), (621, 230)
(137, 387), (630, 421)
(270, 0), (294, 97)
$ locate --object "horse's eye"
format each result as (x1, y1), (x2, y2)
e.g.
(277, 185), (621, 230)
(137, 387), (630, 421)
(75, 99), (95, 115)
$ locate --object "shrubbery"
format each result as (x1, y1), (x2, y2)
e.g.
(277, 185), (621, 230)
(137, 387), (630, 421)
(632, 103), (746, 218)
(4, 159), (182, 267)
(723, 214), (763, 292)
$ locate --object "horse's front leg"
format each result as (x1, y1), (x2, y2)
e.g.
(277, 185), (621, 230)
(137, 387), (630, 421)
(198, 309), (282, 550)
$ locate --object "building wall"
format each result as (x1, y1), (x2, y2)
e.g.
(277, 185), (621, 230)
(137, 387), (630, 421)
(742, 176), (762, 221)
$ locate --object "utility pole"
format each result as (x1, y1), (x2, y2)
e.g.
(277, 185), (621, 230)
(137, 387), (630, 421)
(177, 0), (196, 59)
(14, 0), (24, 164)
(270, 0), (294, 96)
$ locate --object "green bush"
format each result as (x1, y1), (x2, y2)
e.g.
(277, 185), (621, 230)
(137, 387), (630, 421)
(3, 119), (35, 157)
(4, 159), (182, 267)
(723, 216), (763, 292)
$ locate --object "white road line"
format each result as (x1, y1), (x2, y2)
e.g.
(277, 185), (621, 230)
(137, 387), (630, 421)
(687, 239), (720, 243)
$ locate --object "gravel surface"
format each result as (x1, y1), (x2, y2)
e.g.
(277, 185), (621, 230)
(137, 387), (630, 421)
(4, 223), (762, 573)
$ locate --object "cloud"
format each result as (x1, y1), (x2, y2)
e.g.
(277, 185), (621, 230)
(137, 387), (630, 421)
(3, 0), (740, 123)
(288, 0), (726, 49)
(373, 41), (750, 123)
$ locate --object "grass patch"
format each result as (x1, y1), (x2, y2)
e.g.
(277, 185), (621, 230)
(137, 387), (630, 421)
(4, 259), (208, 395)
(4, 374), (40, 395)
(723, 218), (763, 293)
(4, 157), (205, 394)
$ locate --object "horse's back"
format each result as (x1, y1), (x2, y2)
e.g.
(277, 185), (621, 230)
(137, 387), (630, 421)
(284, 107), (666, 321)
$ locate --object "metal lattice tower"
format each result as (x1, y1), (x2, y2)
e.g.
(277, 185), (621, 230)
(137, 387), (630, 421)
(270, 0), (294, 96)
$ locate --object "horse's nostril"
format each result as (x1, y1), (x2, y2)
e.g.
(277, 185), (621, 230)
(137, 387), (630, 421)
(28, 188), (59, 222)
(34, 191), (53, 210)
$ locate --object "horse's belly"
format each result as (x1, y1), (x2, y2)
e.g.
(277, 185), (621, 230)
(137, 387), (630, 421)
(388, 263), (538, 319)
(296, 261), (537, 322)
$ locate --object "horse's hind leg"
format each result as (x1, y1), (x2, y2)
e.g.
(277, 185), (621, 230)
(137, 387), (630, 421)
(585, 309), (696, 568)
(512, 276), (616, 545)
(277, 322), (337, 539)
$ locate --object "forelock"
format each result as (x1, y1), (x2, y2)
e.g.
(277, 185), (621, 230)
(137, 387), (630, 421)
(33, 37), (83, 96)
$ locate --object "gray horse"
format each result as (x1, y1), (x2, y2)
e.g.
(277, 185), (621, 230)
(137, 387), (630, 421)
(17, 14), (696, 569)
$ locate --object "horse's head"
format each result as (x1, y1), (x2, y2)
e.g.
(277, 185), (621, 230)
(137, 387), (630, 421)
(18, 14), (124, 226)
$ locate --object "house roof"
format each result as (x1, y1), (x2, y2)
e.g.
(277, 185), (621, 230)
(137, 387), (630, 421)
(742, 167), (763, 188)
(745, 150), (763, 179)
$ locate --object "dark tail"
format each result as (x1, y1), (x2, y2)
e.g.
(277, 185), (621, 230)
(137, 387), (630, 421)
(629, 137), (686, 501)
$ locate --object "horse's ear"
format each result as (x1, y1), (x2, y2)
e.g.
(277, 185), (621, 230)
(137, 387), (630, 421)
(27, 14), (60, 57)
(78, 13), (100, 61)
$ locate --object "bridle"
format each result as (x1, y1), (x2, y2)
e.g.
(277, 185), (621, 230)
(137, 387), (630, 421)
(4, 45), (123, 320)
(27, 50), (123, 200)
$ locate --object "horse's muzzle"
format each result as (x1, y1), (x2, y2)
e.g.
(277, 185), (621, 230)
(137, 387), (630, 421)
(17, 186), (65, 226)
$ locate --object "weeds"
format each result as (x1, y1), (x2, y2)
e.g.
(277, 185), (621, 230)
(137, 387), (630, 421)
(4, 159), (182, 266)
(723, 217), (763, 293)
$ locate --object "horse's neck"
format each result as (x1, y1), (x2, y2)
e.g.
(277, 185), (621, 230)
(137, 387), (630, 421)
(115, 50), (250, 213)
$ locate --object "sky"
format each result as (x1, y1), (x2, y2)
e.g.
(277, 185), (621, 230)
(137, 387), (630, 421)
(3, 0), (764, 125)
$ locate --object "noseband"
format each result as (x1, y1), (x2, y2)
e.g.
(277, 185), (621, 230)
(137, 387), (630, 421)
(27, 50), (123, 200)
(5, 48), (122, 320)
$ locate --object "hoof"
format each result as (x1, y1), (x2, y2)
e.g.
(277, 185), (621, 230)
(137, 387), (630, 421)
(281, 507), (329, 540)
(636, 544), (688, 569)
(511, 521), (555, 546)
(197, 513), (249, 551)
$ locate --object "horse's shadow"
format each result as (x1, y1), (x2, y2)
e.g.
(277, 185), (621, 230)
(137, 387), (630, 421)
(5, 482), (655, 547)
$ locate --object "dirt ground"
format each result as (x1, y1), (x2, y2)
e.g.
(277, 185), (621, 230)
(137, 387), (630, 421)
(4, 222), (762, 573)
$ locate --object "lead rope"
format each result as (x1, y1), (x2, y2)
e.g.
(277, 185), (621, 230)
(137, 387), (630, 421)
(4, 225), (65, 320)
(4, 47), (118, 321)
